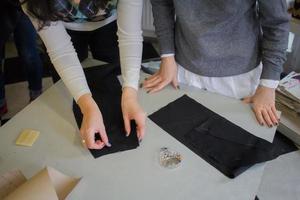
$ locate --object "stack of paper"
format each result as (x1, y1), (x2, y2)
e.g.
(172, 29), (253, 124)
(276, 71), (300, 115)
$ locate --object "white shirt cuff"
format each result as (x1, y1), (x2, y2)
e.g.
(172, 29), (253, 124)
(259, 79), (279, 89)
(161, 53), (175, 58)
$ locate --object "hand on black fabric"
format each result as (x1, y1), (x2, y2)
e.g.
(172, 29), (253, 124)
(122, 87), (146, 141)
(143, 56), (179, 93)
(242, 86), (279, 127)
(77, 94), (111, 149)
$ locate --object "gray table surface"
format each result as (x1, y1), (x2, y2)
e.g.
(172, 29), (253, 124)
(0, 73), (298, 200)
(257, 151), (300, 200)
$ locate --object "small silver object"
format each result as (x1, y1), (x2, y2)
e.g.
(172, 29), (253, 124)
(159, 147), (182, 169)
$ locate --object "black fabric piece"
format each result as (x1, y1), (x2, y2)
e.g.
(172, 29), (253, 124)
(73, 65), (139, 158)
(271, 131), (298, 157)
(149, 95), (297, 178)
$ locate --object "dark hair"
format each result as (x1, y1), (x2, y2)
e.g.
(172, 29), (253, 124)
(5, 0), (21, 6)
(22, 0), (110, 29)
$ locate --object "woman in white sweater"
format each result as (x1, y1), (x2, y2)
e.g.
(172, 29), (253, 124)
(21, 0), (145, 149)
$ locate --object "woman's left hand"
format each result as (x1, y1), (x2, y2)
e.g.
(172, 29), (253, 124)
(121, 87), (146, 141)
(242, 86), (279, 127)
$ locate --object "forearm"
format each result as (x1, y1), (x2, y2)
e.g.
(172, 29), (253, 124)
(77, 93), (97, 114)
(22, 5), (91, 102)
(117, 0), (143, 91)
(258, 0), (290, 80)
(151, 0), (175, 55)
(44, 27), (91, 102)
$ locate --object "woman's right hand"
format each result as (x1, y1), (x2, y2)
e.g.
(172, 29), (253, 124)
(143, 56), (178, 93)
(77, 94), (111, 149)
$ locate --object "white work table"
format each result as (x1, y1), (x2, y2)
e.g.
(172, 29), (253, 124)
(0, 73), (299, 200)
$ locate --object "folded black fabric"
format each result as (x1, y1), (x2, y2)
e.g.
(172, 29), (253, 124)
(73, 66), (139, 158)
(149, 95), (296, 178)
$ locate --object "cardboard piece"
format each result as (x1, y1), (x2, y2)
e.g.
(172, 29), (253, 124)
(0, 170), (27, 199)
(1, 167), (80, 200)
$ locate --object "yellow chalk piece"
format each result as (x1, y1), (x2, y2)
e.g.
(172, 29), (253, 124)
(15, 129), (40, 147)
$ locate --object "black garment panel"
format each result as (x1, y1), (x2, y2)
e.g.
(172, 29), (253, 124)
(73, 66), (139, 158)
(149, 95), (294, 178)
(271, 131), (298, 157)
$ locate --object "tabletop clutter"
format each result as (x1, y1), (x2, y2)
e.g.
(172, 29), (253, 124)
(276, 71), (300, 115)
(1, 65), (298, 199)
(73, 67), (296, 178)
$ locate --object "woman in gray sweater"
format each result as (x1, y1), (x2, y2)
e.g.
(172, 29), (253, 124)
(144, 0), (289, 128)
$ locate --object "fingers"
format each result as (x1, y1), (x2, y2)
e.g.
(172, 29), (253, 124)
(135, 113), (146, 141)
(243, 95), (278, 127)
(81, 128), (106, 149)
(96, 140), (106, 149)
(144, 77), (162, 89)
(121, 95), (146, 143)
(143, 75), (161, 89)
(267, 107), (278, 125)
(144, 72), (159, 83)
(261, 109), (273, 127)
(253, 108), (265, 126)
(80, 124), (111, 149)
(253, 106), (279, 127)
(123, 115), (131, 137)
(97, 127), (111, 147)
(144, 71), (179, 90)
(123, 113), (146, 141)
(271, 106), (279, 121)
(171, 75), (179, 89)
(147, 80), (169, 94)
(143, 63), (178, 93)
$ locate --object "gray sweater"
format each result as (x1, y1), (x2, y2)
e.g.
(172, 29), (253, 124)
(151, 0), (290, 80)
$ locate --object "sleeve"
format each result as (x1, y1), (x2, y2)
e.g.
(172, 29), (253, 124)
(258, 0), (290, 81)
(259, 79), (279, 89)
(150, 0), (175, 55)
(161, 53), (175, 58)
(117, 0), (143, 90)
(21, 5), (91, 102)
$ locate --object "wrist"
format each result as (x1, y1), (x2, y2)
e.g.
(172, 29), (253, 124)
(122, 87), (138, 101)
(161, 55), (175, 64)
(256, 86), (276, 95)
(258, 85), (275, 91)
(77, 93), (96, 114)
(161, 53), (175, 58)
(259, 79), (279, 89)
